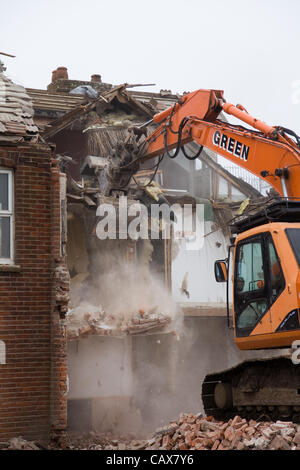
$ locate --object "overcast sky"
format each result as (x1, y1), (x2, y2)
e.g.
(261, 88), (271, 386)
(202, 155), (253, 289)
(1, 0), (300, 131)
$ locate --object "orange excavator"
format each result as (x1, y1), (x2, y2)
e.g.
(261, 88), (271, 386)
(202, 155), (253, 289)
(103, 88), (300, 422)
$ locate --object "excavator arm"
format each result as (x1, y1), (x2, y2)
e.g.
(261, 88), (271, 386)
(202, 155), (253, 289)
(138, 89), (300, 199)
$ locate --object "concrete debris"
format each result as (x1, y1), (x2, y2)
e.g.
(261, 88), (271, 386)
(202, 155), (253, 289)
(54, 263), (70, 315)
(154, 423), (179, 437)
(66, 303), (172, 340)
(159, 89), (172, 96)
(4, 437), (40, 450)
(57, 431), (148, 450)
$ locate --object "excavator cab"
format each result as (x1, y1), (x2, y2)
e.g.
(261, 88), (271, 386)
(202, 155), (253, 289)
(208, 206), (300, 421)
(215, 201), (300, 351)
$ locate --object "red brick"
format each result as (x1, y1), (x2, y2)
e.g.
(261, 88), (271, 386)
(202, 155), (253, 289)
(211, 439), (220, 450)
(224, 426), (235, 442)
(245, 426), (256, 436)
(187, 413), (196, 424)
(231, 430), (243, 449)
(185, 431), (196, 446)
(178, 442), (188, 450)
(221, 439), (231, 448)
(231, 415), (242, 427)
(162, 435), (174, 450)
(0, 145), (67, 443)
(293, 433), (300, 445)
(269, 435), (291, 450)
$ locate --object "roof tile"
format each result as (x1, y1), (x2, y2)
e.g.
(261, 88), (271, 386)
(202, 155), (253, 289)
(0, 72), (39, 142)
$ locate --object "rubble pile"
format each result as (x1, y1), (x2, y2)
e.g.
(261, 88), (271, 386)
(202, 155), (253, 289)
(62, 432), (147, 451)
(66, 303), (172, 340)
(1, 437), (41, 450)
(145, 413), (300, 451)
(2, 415), (300, 450)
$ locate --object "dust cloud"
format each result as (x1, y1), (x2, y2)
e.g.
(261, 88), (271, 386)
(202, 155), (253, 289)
(67, 239), (185, 434)
(67, 239), (183, 338)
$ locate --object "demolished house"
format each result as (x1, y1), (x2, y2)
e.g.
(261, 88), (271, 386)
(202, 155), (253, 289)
(29, 68), (264, 313)
(27, 68), (272, 433)
(0, 63), (272, 442)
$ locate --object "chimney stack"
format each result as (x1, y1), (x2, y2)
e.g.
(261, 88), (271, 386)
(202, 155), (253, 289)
(91, 74), (101, 83)
(52, 70), (58, 82)
(55, 67), (68, 80)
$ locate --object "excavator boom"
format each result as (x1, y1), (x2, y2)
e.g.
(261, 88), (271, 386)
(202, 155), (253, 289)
(140, 89), (300, 199)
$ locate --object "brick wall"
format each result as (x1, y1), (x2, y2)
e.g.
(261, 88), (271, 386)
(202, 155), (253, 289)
(0, 143), (68, 442)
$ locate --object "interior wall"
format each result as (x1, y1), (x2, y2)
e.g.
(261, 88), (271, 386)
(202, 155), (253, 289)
(68, 336), (133, 400)
(67, 315), (279, 434)
(67, 336), (143, 433)
(171, 221), (229, 304)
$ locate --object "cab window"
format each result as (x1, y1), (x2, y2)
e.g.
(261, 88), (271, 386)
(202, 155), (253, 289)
(234, 233), (284, 337)
(235, 238), (268, 335)
(267, 236), (285, 302)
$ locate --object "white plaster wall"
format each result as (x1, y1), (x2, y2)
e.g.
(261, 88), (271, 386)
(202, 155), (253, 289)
(171, 221), (229, 303)
(67, 336), (133, 400)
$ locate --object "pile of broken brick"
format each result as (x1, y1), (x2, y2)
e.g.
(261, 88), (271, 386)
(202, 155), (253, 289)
(2, 414), (300, 450)
(147, 413), (300, 451)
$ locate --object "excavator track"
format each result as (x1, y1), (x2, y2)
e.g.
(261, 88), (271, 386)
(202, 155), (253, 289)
(202, 357), (300, 423)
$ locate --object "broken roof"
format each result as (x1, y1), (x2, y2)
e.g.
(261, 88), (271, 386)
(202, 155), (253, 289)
(24, 77), (263, 201)
(27, 87), (84, 116)
(26, 87), (179, 118)
(41, 84), (155, 140)
(0, 73), (38, 143)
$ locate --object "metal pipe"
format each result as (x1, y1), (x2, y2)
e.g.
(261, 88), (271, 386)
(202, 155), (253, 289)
(0, 52), (15, 58)
(138, 119), (153, 129)
(281, 177), (289, 199)
(223, 102), (275, 136)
